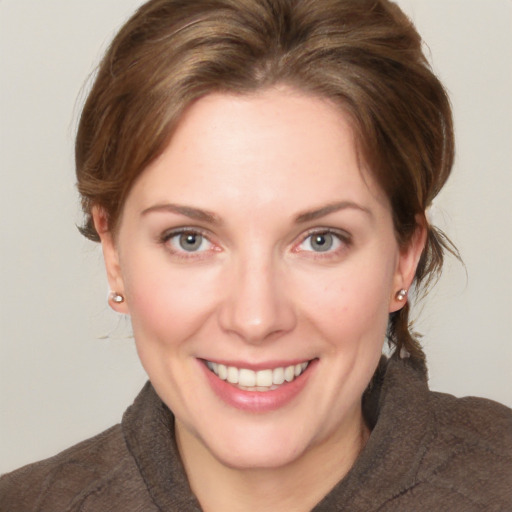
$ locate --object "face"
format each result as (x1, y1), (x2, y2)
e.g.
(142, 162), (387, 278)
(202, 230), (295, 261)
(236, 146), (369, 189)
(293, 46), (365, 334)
(96, 88), (423, 470)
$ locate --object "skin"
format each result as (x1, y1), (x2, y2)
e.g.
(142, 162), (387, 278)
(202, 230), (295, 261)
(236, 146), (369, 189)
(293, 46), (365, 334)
(94, 87), (425, 511)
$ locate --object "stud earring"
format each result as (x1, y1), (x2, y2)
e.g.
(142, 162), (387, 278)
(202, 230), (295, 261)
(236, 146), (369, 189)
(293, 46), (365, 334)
(396, 289), (408, 301)
(110, 292), (125, 304)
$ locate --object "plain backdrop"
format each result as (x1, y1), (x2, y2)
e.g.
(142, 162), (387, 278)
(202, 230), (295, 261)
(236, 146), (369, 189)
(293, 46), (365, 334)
(1, 0), (511, 474)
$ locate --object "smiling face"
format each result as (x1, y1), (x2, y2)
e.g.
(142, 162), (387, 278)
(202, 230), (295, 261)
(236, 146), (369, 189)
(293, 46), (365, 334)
(95, 88), (423, 471)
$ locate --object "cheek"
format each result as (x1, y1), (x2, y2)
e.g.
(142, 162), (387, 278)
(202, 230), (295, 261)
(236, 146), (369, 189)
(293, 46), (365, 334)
(295, 256), (396, 343)
(122, 254), (220, 346)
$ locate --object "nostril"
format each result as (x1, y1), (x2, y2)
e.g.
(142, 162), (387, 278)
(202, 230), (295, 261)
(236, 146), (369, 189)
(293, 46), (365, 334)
(216, 261), (297, 342)
(217, 298), (297, 343)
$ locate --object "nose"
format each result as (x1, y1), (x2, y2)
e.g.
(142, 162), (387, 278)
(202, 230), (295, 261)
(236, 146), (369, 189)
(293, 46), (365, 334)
(217, 251), (297, 344)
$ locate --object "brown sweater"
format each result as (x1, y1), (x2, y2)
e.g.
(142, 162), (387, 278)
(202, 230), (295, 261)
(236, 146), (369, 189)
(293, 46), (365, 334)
(1, 358), (511, 511)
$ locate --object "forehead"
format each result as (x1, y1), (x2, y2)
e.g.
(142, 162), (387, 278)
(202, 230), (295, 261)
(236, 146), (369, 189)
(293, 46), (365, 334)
(127, 87), (388, 216)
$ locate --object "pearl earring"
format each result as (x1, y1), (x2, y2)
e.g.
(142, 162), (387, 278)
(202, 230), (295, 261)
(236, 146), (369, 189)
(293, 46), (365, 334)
(110, 292), (125, 304)
(396, 289), (408, 301)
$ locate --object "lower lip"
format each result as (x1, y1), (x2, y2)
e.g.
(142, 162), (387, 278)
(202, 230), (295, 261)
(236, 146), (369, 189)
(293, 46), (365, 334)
(200, 360), (316, 413)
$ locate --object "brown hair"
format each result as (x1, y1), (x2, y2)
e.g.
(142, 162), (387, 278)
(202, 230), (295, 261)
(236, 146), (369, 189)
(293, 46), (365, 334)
(76, 0), (457, 364)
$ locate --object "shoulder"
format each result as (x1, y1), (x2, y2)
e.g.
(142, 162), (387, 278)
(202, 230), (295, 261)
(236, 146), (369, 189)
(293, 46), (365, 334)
(416, 391), (512, 510)
(429, 390), (512, 444)
(0, 423), (155, 512)
(427, 390), (512, 462)
(367, 359), (512, 511)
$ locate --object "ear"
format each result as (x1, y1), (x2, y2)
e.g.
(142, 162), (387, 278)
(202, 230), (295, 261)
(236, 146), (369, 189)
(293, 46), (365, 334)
(389, 215), (427, 313)
(92, 206), (129, 314)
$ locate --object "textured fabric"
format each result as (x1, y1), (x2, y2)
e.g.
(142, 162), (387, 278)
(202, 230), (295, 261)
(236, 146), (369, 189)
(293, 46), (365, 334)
(1, 358), (511, 511)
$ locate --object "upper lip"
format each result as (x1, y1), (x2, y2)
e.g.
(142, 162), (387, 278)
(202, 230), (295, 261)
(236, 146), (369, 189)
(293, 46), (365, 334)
(200, 358), (315, 371)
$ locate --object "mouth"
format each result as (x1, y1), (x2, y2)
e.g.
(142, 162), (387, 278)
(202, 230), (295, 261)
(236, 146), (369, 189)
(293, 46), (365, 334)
(204, 360), (311, 392)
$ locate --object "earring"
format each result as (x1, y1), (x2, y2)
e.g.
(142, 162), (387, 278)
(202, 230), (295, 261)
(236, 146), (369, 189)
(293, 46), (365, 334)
(110, 292), (125, 304)
(396, 289), (408, 301)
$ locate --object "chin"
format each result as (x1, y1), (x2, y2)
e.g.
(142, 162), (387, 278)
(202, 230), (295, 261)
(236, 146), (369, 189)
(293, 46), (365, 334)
(210, 433), (309, 470)
(188, 411), (319, 470)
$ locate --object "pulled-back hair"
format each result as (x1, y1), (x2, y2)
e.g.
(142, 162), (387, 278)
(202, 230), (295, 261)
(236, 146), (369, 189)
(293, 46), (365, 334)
(76, 0), (457, 364)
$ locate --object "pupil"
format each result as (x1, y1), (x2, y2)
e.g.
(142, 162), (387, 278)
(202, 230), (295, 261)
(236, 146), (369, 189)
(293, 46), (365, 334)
(179, 233), (202, 251)
(312, 233), (332, 252)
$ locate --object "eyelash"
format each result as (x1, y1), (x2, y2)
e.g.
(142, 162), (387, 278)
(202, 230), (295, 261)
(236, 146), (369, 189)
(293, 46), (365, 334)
(159, 228), (218, 260)
(294, 229), (352, 258)
(158, 227), (352, 260)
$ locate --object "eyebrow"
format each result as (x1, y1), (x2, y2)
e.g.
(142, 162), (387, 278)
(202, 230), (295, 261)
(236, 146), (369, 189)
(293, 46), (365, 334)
(141, 203), (221, 224)
(141, 200), (371, 225)
(294, 201), (372, 223)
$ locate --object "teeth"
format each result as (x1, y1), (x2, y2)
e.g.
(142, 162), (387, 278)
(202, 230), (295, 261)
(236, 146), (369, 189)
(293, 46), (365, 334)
(227, 366), (239, 384)
(207, 360), (310, 390)
(239, 368), (256, 387)
(273, 367), (285, 385)
(256, 369), (273, 387)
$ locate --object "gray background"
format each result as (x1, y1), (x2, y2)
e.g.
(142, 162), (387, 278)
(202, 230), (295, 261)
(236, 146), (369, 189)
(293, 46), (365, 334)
(1, 0), (511, 473)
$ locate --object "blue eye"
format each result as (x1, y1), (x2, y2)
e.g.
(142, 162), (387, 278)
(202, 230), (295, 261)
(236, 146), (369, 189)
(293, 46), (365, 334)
(309, 233), (335, 252)
(299, 231), (345, 253)
(178, 233), (204, 251)
(165, 231), (212, 253)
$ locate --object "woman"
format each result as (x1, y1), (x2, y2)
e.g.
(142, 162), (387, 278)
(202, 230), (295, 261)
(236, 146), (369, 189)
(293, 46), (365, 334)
(1, 0), (511, 510)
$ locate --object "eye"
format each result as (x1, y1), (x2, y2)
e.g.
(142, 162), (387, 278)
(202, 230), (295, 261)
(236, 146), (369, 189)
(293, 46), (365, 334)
(306, 233), (337, 252)
(296, 230), (349, 254)
(177, 232), (207, 252)
(162, 229), (213, 254)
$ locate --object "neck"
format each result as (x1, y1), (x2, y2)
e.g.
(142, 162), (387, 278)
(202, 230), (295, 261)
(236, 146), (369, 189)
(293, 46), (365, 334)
(175, 410), (370, 512)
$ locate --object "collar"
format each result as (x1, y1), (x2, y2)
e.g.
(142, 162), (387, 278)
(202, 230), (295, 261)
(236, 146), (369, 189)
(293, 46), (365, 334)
(122, 357), (433, 512)
(313, 357), (434, 510)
